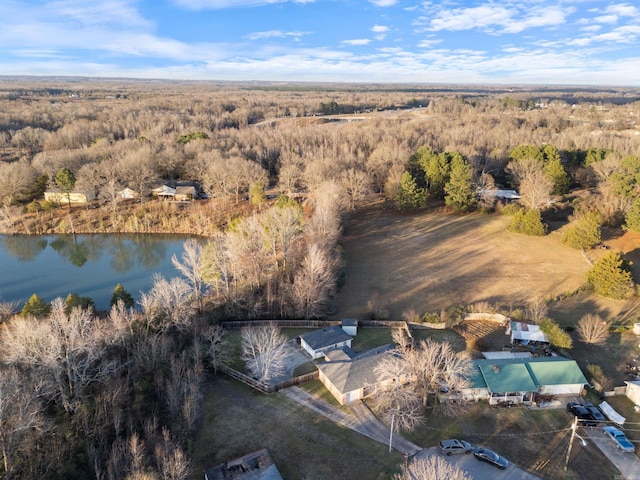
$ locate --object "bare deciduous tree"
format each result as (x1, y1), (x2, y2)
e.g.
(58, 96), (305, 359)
(172, 239), (206, 311)
(0, 368), (46, 480)
(577, 314), (610, 345)
(395, 455), (473, 480)
(291, 244), (339, 318)
(241, 323), (288, 382)
(139, 274), (196, 334)
(508, 157), (553, 210)
(202, 325), (229, 374)
(1, 298), (121, 412)
(373, 353), (423, 452)
(526, 297), (548, 324)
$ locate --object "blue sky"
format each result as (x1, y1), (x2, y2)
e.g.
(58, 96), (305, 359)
(1, 0), (639, 85)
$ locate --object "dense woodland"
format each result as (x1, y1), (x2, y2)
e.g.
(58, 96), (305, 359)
(0, 78), (640, 478)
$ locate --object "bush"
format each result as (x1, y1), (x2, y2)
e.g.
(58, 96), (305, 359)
(562, 211), (602, 249)
(500, 203), (523, 216)
(509, 208), (547, 236)
(539, 318), (573, 349)
(587, 251), (634, 299)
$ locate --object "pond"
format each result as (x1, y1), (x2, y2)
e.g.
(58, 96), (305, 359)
(0, 234), (192, 312)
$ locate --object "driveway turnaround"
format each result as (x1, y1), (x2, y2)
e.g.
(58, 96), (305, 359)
(412, 447), (542, 480)
(587, 427), (640, 480)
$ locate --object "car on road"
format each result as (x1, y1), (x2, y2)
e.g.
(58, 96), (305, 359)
(603, 426), (636, 453)
(473, 447), (509, 469)
(566, 402), (600, 426)
(439, 439), (473, 456)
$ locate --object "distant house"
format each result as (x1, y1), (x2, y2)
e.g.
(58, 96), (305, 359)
(317, 345), (395, 405)
(300, 325), (353, 359)
(458, 357), (588, 405)
(477, 189), (521, 206)
(507, 321), (549, 346)
(117, 187), (138, 199)
(152, 184), (176, 198)
(175, 185), (196, 201)
(44, 190), (95, 204)
(204, 449), (283, 480)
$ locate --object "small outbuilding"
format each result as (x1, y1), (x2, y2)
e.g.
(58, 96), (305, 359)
(507, 321), (549, 346)
(625, 380), (640, 406)
(300, 325), (353, 359)
(341, 318), (358, 336)
(204, 449), (283, 480)
(44, 190), (95, 204)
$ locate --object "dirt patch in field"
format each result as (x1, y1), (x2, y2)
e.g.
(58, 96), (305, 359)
(335, 200), (591, 320)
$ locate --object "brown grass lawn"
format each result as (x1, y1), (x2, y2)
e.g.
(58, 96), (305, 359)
(190, 376), (403, 480)
(335, 200), (592, 320)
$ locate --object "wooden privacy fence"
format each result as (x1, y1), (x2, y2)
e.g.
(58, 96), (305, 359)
(221, 319), (340, 329)
(218, 364), (319, 395)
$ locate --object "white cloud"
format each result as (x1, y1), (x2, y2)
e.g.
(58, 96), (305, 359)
(246, 30), (309, 40)
(417, 39), (442, 48)
(342, 39), (371, 45)
(426, 4), (570, 34)
(594, 14), (619, 24)
(368, 0), (397, 7)
(172, 0), (313, 9)
(371, 25), (389, 33)
(607, 4), (639, 17)
(46, 0), (151, 28)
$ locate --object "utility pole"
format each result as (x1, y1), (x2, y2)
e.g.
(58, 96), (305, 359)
(389, 414), (395, 453)
(564, 416), (578, 472)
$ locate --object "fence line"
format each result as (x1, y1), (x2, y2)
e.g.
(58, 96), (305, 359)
(218, 364), (319, 394)
(222, 319), (340, 329)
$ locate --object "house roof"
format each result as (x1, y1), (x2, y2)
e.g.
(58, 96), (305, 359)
(152, 185), (176, 196)
(175, 185), (196, 196)
(509, 321), (549, 343)
(205, 449), (283, 480)
(470, 357), (587, 393)
(317, 345), (393, 394)
(301, 325), (352, 351)
(478, 362), (537, 393)
(341, 318), (358, 327)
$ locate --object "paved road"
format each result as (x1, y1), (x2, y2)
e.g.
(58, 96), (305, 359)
(587, 427), (640, 480)
(280, 386), (421, 455)
(413, 447), (542, 480)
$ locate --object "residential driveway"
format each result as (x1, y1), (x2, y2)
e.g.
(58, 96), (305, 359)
(587, 427), (640, 480)
(280, 387), (421, 455)
(412, 446), (541, 480)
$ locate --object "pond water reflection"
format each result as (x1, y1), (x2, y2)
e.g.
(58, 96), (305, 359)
(0, 234), (190, 311)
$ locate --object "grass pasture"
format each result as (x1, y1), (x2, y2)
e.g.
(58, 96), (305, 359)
(336, 200), (591, 320)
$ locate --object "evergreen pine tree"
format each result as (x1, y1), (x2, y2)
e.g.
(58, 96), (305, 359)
(587, 251), (634, 299)
(625, 197), (640, 233)
(444, 155), (475, 211)
(111, 283), (135, 308)
(20, 293), (50, 318)
(509, 209), (547, 236)
(562, 211), (601, 249)
(395, 171), (428, 210)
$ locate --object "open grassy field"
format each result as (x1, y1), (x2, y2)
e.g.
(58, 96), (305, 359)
(190, 375), (403, 480)
(335, 199), (592, 320)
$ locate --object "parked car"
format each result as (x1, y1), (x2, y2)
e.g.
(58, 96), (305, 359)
(439, 439), (473, 456)
(604, 426), (636, 453)
(583, 402), (605, 423)
(473, 447), (509, 469)
(566, 402), (600, 426)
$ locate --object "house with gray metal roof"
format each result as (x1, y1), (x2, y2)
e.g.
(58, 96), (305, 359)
(300, 325), (353, 359)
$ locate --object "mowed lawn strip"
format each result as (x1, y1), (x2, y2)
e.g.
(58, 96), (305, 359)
(191, 376), (403, 480)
